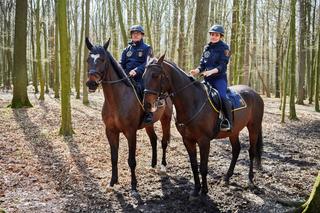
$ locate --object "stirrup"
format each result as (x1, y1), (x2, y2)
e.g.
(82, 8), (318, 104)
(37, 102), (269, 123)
(220, 119), (231, 132)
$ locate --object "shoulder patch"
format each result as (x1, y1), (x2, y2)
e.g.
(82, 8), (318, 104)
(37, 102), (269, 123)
(224, 50), (231, 57)
(126, 50), (133, 57)
(204, 51), (211, 58)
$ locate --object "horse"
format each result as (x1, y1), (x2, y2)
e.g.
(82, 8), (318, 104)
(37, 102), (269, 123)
(85, 38), (173, 192)
(142, 54), (264, 197)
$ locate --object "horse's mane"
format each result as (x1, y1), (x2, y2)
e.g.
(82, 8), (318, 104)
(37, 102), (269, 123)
(90, 45), (130, 87)
(106, 51), (131, 87)
(163, 59), (203, 89)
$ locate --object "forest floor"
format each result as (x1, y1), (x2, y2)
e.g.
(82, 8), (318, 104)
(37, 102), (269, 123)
(0, 88), (319, 213)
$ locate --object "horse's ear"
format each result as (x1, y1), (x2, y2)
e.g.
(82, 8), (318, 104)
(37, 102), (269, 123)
(157, 51), (166, 65)
(85, 37), (93, 51)
(103, 38), (110, 50)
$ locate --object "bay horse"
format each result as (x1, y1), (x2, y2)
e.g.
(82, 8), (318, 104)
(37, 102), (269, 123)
(85, 38), (173, 192)
(143, 54), (264, 197)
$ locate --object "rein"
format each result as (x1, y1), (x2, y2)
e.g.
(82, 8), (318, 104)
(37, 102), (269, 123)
(97, 55), (145, 109)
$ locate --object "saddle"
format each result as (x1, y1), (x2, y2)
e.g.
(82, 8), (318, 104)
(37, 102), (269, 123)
(203, 81), (247, 113)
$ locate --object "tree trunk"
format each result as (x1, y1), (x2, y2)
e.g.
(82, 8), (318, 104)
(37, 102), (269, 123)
(315, 21), (320, 112)
(308, 0), (317, 104)
(275, 0), (283, 98)
(297, 0), (307, 104)
(243, 0), (251, 85)
(30, 1), (39, 93)
(36, 0), (45, 100)
(169, 0), (179, 61)
(299, 172), (320, 212)
(54, 0), (60, 98)
(10, 0), (32, 108)
(142, 0), (153, 48)
(289, 0), (298, 120)
(76, 0), (85, 99)
(229, 0), (239, 85)
(108, 0), (119, 59)
(281, 36), (290, 123)
(178, 0), (186, 69)
(82, 0), (90, 105)
(193, 0), (210, 68)
(116, 0), (128, 47)
(57, 0), (74, 136)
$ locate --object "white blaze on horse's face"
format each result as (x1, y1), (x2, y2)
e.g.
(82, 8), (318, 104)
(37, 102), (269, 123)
(90, 54), (100, 64)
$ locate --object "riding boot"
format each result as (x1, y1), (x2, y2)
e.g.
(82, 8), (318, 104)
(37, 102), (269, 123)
(220, 98), (233, 132)
(143, 112), (153, 124)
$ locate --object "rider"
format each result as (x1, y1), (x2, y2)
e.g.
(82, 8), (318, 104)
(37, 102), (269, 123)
(190, 24), (232, 132)
(120, 25), (154, 124)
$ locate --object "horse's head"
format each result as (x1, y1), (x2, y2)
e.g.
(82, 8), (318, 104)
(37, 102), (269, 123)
(143, 53), (168, 112)
(85, 37), (110, 92)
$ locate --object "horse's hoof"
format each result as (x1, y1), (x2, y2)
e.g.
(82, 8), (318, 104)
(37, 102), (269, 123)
(189, 189), (200, 201)
(201, 188), (208, 195)
(110, 179), (118, 187)
(131, 189), (139, 197)
(159, 165), (167, 175)
(221, 179), (229, 187)
(247, 181), (255, 190)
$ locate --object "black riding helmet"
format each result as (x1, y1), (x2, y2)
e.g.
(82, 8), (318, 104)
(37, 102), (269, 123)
(129, 25), (145, 35)
(209, 25), (224, 36)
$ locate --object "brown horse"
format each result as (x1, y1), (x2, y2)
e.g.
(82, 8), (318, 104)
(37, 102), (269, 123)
(143, 54), (264, 197)
(85, 38), (173, 192)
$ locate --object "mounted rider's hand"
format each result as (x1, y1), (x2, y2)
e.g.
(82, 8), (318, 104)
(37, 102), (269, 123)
(202, 68), (219, 77)
(129, 69), (137, 77)
(190, 68), (200, 76)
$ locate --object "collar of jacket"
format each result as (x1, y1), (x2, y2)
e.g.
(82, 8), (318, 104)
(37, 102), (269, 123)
(208, 40), (222, 47)
(129, 39), (144, 47)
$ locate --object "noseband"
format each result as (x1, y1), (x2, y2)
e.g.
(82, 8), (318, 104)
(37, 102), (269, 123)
(143, 64), (167, 97)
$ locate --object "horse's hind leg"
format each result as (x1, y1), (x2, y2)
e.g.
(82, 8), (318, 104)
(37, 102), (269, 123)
(224, 134), (241, 185)
(145, 125), (158, 168)
(159, 106), (172, 171)
(106, 129), (120, 186)
(247, 124), (263, 187)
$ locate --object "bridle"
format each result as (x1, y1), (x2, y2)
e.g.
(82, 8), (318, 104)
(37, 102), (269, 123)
(143, 63), (208, 127)
(143, 63), (198, 98)
(88, 52), (129, 85)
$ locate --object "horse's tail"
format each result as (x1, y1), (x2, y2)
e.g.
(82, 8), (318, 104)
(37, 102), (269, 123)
(255, 128), (263, 169)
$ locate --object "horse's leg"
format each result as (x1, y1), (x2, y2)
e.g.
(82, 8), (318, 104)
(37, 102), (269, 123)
(145, 125), (158, 168)
(124, 130), (138, 191)
(183, 138), (201, 197)
(247, 125), (263, 187)
(159, 107), (172, 171)
(198, 140), (210, 195)
(224, 134), (241, 185)
(106, 129), (120, 186)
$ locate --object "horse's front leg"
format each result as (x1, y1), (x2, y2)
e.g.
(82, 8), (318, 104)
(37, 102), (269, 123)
(145, 125), (158, 168)
(124, 130), (138, 191)
(159, 107), (172, 172)
(183, 138), (201, 198)
(198, 139), (210, 195)
(106, 129), (120, 186)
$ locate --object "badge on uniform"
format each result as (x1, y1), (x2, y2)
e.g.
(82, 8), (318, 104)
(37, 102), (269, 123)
(126, 50), (133, 57)
(138, 51), (144, 57)
(224, 50), (231, 57)
(204, 51), (211, 58)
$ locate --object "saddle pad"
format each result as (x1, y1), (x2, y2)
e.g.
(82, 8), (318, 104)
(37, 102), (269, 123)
(226, 88), (247, 111)
(204, 82), (247, 111)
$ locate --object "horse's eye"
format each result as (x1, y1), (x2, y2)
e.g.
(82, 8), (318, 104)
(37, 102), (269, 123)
(97, 58), (104, 63)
